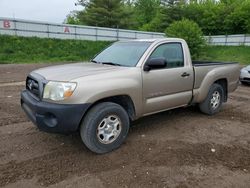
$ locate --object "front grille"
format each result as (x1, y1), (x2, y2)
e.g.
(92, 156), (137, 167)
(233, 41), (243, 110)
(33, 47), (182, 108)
(243, 77), (250, 81)
(26, 77), (40, 98)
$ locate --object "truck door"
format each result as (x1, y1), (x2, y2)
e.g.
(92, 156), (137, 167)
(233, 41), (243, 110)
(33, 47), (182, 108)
(142, 42), (194, 115)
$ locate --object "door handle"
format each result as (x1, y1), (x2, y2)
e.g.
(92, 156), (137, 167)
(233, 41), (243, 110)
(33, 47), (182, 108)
(181, 72), (190, 77)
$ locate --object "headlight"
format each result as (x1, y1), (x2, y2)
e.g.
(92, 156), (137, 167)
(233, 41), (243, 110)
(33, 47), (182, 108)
(43, 81), (77, 101)
(241, 68), (248, 73)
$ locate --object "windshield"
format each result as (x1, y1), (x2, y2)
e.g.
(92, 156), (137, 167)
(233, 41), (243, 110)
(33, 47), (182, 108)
(93, 41), (152, 67)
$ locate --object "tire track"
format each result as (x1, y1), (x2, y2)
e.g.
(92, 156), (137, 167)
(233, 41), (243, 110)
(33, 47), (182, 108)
(0, 141), (249, 187)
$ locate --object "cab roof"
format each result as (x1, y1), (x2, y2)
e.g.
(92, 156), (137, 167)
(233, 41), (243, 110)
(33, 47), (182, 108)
(126, 38), (186, 43)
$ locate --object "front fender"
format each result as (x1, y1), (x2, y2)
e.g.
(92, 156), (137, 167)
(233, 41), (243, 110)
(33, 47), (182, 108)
(67, 68), (143, 117)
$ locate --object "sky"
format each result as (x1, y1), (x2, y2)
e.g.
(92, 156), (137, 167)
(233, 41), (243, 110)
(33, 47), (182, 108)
(0, 0), (82, 23)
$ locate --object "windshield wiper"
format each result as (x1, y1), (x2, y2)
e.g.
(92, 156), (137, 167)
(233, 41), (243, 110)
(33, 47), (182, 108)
(101, 62), (121, 66)
(91, 60), (99, 63)
(91, 60), (121, 66)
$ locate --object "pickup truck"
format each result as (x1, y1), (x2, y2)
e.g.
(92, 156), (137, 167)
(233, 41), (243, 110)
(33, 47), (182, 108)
(21, 38), (240, 154)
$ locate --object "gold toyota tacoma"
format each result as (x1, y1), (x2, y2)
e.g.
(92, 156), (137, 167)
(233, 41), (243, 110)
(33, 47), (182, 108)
(21, 38), (240, 154)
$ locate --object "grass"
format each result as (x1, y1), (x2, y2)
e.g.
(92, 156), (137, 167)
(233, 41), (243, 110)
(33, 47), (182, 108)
(198, 45), (250, 65)
(0, 35), (249, 65)
(0, 35), (111, 64)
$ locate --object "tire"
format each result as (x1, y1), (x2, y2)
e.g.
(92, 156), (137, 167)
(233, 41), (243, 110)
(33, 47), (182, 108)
(241, 81), (249, 86)
(80, 102), (130, 154)
(199, 83), (224, 115)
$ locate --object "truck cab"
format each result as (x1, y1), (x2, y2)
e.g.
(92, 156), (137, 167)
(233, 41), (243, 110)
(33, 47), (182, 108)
(138, 39), (194, 115)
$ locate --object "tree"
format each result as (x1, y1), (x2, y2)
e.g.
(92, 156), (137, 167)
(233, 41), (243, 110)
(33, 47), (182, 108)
(140, 7), (166, 32)
(65, 0), (250, 35)
(119, 1), (138, 29)
(165, 19), (206, 58)
(140, 5), (174, 32)
(77, 0), (125, 28)
(134, 0), (161, 28)
(64, 11), (80, 24)
(76, 0), (90, 6)
(225, 0), (250, 34)
(161, 0), (186, 6)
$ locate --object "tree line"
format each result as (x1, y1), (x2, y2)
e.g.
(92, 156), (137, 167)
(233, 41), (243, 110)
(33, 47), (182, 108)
(65, 0), (250, 35)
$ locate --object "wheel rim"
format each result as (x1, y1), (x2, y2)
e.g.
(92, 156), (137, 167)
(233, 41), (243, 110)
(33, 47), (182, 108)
(210, 91), (221, 110)
(97, 115), (122, 144)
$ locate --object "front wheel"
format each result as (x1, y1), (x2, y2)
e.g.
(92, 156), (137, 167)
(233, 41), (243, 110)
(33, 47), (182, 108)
(199, 83), (224, 115)
(80, 102), (130, 154)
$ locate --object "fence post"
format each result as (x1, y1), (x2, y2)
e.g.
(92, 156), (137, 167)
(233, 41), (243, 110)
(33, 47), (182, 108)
(13, 19), (17, 36)
(225, 34), (228, 46)
(116, 28), (119, 41)
(95, 27), (98, 41)
(243, 34), (246, 46)
(135, 31), (137, 39)
(46, 24), (49, 38)
(74, 26), (77, 40)
(208, 34), (211, 45)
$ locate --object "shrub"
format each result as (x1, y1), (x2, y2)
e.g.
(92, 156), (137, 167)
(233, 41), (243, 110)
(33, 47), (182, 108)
(165, 19), (206, 58)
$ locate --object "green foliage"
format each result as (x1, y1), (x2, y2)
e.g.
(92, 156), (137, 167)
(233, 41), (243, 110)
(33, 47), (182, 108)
(0, 35), (111, 64)
(77, 0), (125, 28)
(1, 35), (249, 65)
(165, 19), (206, 58)
(198, 46), (250, 65)
(176, 0), (250, 35)
(182, 2), (222, 35)
(64, 11), (80, 25)
(140, 6), (170, 32)
(225, 0), (250, 34)
(134, 0), (161, 28)
(119, 1), (138, 29)
(67, 0), (250, 35)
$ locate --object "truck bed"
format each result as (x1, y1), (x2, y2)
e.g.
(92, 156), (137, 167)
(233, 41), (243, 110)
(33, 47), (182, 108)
(192, 61), (240, 103)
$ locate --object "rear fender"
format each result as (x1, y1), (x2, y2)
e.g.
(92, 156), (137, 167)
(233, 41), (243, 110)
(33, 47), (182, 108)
(192, 68), (227, 103)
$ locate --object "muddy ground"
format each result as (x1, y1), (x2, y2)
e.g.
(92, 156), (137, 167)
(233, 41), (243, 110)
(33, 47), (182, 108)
(0, 64), (250, 188)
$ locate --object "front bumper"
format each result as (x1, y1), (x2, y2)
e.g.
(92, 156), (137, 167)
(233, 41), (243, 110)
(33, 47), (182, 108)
(240, 77), (250, 83)
(21, 90), (90, 133)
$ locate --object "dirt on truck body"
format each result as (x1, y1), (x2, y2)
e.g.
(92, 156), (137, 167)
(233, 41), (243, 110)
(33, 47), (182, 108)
(0, 64), (250, 187)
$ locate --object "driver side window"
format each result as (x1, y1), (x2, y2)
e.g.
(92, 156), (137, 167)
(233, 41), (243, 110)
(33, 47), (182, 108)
(149, 43), (184, 68)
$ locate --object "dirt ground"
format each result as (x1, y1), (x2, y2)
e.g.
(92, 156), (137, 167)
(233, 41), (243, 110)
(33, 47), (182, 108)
(0, 64), (250, 188)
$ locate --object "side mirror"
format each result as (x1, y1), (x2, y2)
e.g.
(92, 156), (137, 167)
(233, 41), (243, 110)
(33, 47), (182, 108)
(143, 57), (167, 71)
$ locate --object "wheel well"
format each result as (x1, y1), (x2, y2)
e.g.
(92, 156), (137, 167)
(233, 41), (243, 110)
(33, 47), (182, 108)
(84, 95), (136, 122)
(214, 79), (228, 102)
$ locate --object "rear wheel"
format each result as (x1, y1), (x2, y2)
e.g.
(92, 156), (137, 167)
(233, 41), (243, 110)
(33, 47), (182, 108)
(199, 83), (224, 115)
(80, 102), (130, 154)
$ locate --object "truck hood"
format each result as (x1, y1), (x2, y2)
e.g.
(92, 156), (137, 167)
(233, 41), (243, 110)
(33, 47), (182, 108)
(33, 62), (122, 81)
(243, 65), (250, 71)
